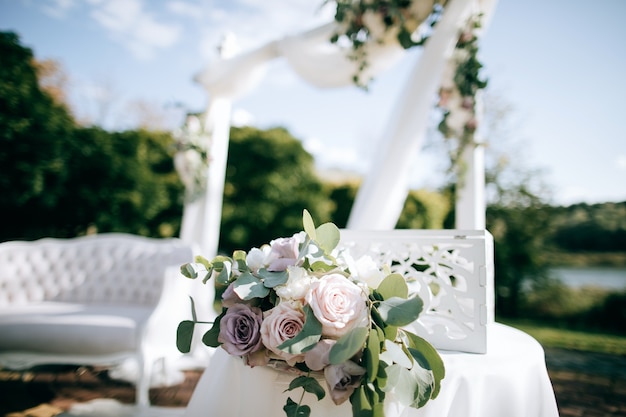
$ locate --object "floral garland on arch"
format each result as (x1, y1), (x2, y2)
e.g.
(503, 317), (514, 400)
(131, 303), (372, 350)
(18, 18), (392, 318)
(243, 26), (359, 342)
(177, 210), (445, 417)
(172, 113), (211, 203)
(329, 0), (448, 88)
(436, 13), (488, 185)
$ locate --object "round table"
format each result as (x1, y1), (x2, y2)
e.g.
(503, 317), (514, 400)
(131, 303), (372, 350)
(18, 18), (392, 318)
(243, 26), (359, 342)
(183, 323), (559, 417)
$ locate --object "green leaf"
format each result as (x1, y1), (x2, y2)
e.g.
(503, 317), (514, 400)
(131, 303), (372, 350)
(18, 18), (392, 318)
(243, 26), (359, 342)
(285, 375), (326, 400)
(302, 209), (316, 240)
(194, 255), (212, 270)
(315, 222), (340, 254)
(404, 331), (446, 398)
(382, 364), (419, 407)
(215, 261), (232, 285)
(381, 339), (413, 368)
(376, 273), (408, 300)
(365, 329), (380, 383)
(309, 261), (337, 272)
(283, 397), (311, 417)
(278, 305), (322, 354)
(383, 324), (398, 341)
(376, 296), (423, 327)
(202, 312), (224, 348)
(350, 385), (373, 417)
(257, 269), (288, 288)
(329, 327), (369, 365)
(233, 271), (270, 300)
(180, 263), (198, 279)
(176, 320), (195, 353)
(188, 295), (198, 322)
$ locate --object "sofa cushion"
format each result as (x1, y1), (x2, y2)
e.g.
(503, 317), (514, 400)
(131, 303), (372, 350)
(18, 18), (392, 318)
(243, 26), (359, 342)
(0, 302), (152, 355)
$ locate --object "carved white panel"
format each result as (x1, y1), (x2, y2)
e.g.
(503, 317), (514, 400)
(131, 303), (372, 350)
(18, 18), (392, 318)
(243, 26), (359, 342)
(339, 230), (494, 354)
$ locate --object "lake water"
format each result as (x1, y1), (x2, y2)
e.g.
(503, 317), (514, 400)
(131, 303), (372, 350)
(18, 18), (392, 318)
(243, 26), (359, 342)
(551, 267), (626, 290)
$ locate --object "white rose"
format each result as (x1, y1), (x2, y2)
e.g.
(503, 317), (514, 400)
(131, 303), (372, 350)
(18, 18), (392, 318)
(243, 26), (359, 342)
(305, 273), (368, 338)
(353, 255), (386, 289)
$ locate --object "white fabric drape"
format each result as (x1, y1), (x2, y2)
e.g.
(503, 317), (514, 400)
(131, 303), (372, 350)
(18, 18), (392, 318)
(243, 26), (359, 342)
(183, 324), (559, 417)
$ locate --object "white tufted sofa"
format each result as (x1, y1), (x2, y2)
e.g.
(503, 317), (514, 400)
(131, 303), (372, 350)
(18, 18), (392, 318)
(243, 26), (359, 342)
(0, 233), (196, 406)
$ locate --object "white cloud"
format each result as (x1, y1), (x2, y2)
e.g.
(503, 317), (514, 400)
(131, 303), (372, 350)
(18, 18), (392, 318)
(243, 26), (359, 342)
(89, 0), (181, 60)
(40, 0), (77, 19)
(231, 108), (256, 127)
(166, 1), (204, 19)
(617, 155), (626, 170)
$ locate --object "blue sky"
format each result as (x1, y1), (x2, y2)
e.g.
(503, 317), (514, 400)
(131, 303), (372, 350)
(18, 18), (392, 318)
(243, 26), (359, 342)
(1, 0), (625, 206)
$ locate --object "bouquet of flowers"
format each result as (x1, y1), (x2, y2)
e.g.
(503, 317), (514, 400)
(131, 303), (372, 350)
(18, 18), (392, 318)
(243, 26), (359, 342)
(177, 210), (445, 417)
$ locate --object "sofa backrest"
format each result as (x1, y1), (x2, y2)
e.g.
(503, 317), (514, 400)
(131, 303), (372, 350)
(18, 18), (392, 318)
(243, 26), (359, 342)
(0, 233), (194, 307)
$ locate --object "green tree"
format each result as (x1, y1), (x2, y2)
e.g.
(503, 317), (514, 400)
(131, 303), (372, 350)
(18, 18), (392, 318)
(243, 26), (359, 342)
(219, 126), (331, 253)
(0, 31), (184, 241)
(396, 189), (450, 229)
(0, 32), (76, 240)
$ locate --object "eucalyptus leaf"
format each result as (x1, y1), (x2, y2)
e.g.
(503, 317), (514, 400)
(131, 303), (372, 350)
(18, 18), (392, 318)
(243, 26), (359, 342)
(376, 296), (423, 327)
(350, 385), (373, 417)
(233, 271), (270, 300)
(180, 263), (198, 279)
(278, 305), (322, 354)
(302, 209), (316, 240)
(365, 329), (380, 383)
(215, 261), (232, 285)
(202, 313), (224, 348)
(381, 364), (418, 407)
(285, 375), (326, 400)
(257, 269), (288, 288)
(283, 397), (311, 417)
(380, 339), (413, 369)
(176, 320), (195, 353)
(404, 330), (445, 398)
(376, 273), (408, 300)
(315, 222), (340, 254)
(194, 255), (212, 270)
(329, 327), (369, 365)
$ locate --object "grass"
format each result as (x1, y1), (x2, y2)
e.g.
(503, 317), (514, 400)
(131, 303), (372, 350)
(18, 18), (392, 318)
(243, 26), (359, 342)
(499, 318), (626, 356)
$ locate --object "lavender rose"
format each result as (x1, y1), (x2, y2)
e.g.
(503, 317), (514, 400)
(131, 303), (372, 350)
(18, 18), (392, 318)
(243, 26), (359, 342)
(304, 339), (336, 371)
(217, 304), (264, 356)
(324, 360), (367, 405)
(267, 236), (300, 272)
(260, 302), (306, 365)
(305, 274), (368, 338)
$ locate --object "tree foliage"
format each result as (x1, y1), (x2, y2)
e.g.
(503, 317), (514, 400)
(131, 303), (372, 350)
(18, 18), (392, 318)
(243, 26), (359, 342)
(219, 126), (332, 254)
(0, 31), (183, 241)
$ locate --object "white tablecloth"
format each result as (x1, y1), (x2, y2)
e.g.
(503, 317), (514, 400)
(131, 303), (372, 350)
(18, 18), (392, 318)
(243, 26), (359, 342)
(183, 323), (559, 417)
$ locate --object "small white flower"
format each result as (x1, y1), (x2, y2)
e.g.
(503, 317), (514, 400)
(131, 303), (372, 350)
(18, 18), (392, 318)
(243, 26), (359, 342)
(246, 246), (269, 272)
(275, 266), (312, 301)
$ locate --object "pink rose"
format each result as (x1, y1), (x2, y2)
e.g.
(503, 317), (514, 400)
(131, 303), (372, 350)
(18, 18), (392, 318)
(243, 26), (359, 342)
(267, 237), (300, 271)
(260, 302), (306, 365)
(305, 274), (368, 338)
(217, 304), (264, 357)
(324, 360), (367, 405)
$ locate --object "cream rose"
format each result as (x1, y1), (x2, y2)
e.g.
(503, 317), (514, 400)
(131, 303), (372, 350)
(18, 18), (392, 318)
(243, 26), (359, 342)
(260, 302), (306, 365)
(305, 274), (368, 338)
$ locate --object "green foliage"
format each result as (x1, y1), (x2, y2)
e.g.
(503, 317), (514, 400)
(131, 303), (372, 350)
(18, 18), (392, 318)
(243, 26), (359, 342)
(547, 202), (626, 253)
(0, 31), (184, 241)
(487, 203), (553, 317)
(396, 189), (450, 229)
(0, 31), (75, 239)
(219, 126), (332, 254)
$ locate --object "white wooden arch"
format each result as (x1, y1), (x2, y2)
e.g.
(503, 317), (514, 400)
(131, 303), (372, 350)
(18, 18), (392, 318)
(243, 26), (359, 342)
(178, 0), (498, 259)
